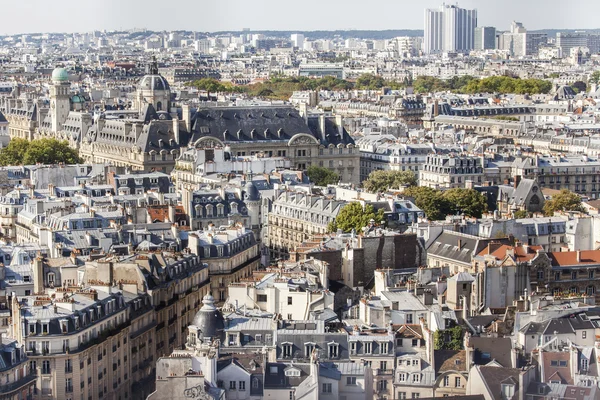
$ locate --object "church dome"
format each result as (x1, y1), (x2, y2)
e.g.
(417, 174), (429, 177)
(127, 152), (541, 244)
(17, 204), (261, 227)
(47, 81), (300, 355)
(138, 74), (171, 92)
(190, 294), (224, 340)
(52, 67), (69, 82)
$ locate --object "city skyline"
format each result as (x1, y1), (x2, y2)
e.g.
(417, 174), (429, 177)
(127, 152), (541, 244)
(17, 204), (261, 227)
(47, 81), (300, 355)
(3, 0), (600, 35)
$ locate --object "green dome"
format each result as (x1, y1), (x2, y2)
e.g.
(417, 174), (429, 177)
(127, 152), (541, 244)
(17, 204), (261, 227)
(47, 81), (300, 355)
(52, 67), (69, 82)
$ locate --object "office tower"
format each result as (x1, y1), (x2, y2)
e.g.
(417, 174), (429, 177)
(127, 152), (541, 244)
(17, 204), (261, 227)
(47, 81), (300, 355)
(557, 32), (600, 56)
(474, 26), (496, 50)
(291, 33), (305, 49)
(424, 7), (444, 54)
(424, 3), (477, 54)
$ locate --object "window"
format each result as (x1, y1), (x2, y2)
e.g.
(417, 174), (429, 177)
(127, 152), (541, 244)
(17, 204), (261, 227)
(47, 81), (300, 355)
(399, 393), (407, 400)
(283, 343), (292, 358)
(239, 381), (245, 391)
(455, 377), (461, 387)
(412, 339), (419, 347)
(364, 342), (372, 354)
(412, 374), (420, 383)
(252, 378), (259, 389)
(229, 381), (236, 390)
(412, 394), (420, 399)
(346, 377), (356, 385)
(328, 343), (339, 358)
(443, 376), (449, 386)
(380, 342), (388, 353)
(322, 383), (332, 394)
(583, 331), (587, 339)
(42, 360), (51, 374)
(305, 343), (315, 358)
(288, 297), (293, 305)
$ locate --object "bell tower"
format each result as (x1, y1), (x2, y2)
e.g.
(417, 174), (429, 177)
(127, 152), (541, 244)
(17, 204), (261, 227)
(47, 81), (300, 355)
(50, 67), (71, 133)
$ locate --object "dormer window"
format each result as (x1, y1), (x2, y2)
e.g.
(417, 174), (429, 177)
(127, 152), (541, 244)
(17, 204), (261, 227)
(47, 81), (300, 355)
(60, 320), (68, 334)
(380, 342), (388, 353)
(29, 324), (36, 335)
(285, 368), (301, 377)
(328, 342), (339, 358)
(304, 343), (315, 358)
(364, 342), (372, 354)
(42, 323), (49, 335)
(282, 343), (293, 358)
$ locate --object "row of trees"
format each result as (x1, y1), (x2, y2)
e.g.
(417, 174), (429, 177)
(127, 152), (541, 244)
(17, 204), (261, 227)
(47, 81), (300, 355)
(0, 138), (82, 166)
(186, 74), (407, 100)
(412, 75), (552, 95)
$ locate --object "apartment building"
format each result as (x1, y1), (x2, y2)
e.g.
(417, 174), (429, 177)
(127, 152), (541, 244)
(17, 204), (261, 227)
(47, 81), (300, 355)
(188, 226), (260, 303)
(419, 154), (485, 189)
(266, 192), (345, 260)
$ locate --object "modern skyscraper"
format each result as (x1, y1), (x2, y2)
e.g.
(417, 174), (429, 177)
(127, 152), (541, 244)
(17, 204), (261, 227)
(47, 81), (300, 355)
(424, 7), (444, 54)
(291, 33), (304, 49)
(424, 3), (477, 54)
(474, 26), (496, 50)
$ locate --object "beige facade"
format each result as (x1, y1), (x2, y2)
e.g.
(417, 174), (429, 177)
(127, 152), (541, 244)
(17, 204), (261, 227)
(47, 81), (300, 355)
(266, 192), (345, 260)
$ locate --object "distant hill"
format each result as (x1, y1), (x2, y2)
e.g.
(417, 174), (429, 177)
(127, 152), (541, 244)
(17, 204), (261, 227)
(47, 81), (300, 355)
(209, 30), (425, 40)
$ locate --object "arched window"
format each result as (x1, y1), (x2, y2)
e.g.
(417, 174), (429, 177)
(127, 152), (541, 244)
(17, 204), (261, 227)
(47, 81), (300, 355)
(157, 101), (162, 111)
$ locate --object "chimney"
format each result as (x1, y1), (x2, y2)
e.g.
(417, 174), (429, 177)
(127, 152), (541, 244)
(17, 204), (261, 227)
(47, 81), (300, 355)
(457, 239), (462, 249)
(181, 104), (192, 132)
(173, 117), (180, 144)
(577, 250), (581, 263)
(514, 175), (521, 189)
(33, 256), (44, 294)
(168, 204), (176, 223)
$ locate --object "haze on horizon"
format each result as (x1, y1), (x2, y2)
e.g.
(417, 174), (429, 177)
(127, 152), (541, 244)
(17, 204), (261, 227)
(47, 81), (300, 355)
(3, 0), (600, 35)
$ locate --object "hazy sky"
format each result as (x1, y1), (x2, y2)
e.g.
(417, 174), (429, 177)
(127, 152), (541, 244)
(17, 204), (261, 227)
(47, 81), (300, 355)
(3, 0), (600, 35)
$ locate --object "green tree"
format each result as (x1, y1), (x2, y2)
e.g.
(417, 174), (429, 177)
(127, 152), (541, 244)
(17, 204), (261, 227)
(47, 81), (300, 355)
(434, 326), (464, 350)
(0, 138), (30, 166)
(355, 74), (386, 90)
(442, 188), (488, 218)
(513, 210), (529, 219)
(571, 81), (587, 94)
(403, 186), (452, 221)
(306, 166), (339, 186)
(543, 189), (583, 216)
(589, 70), (600, 85)
(363, 170), (417, 193)
(329, 202), (385, 233)
(186, 78), (226, 97)
(21, 139), (82, 165)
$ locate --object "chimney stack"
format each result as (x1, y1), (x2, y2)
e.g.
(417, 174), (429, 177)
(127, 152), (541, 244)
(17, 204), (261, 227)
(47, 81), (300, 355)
(577, 250), (582, 263)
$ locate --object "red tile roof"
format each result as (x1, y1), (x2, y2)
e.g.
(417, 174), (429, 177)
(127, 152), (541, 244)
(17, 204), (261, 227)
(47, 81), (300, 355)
(477, 244), (543, 262)
(549, 250), (600, 266)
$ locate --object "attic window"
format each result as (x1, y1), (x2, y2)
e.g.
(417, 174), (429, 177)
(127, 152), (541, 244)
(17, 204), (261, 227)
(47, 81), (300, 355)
(285, 369), (300, 377)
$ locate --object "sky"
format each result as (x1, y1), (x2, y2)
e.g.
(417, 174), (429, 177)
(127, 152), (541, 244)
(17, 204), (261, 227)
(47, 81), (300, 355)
(3, 0), (600, 35)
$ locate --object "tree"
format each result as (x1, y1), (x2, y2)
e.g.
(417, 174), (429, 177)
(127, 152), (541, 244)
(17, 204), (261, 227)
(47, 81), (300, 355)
(543, 189), (583, 216)
(306, 166), (339, 186)
(434, 326), (464, 350)
(571, 81), (587, 94)
(513, 210), (529, 219)
(403, 186), (452, 221)
(329, 202), (385, 233)
(363, 170), (417, 193)
(442, 188), (488, 218)
(589, 70), (600, 85)
(0, 138), (30, 166)
(21, 139), (82, 165)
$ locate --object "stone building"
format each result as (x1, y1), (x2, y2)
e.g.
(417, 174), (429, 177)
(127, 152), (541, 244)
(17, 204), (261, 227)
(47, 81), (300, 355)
(266, 192), (346, 261)
(185, 105), (359, 184)
(419, 154), (485, 189)
(188, 226), (260, 303)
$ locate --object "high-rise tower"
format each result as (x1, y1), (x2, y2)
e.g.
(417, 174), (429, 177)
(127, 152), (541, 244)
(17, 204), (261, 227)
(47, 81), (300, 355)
(424, 3), (477, 54)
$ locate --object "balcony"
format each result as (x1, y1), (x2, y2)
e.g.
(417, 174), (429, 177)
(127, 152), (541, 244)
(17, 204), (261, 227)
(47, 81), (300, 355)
(375, 369), (393, 376)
